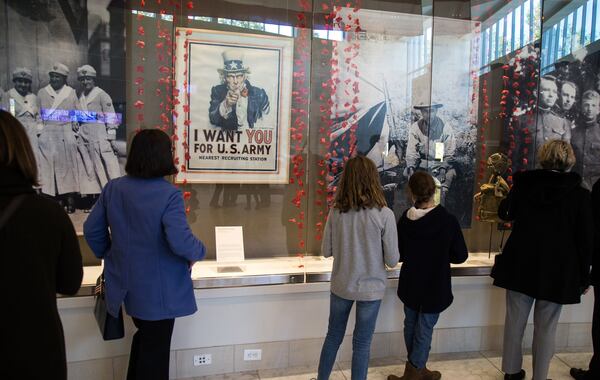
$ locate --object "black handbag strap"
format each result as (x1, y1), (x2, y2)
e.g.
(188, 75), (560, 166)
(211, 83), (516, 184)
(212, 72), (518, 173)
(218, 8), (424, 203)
(94, 271), (105, 297)
(0, 194), (27, 231)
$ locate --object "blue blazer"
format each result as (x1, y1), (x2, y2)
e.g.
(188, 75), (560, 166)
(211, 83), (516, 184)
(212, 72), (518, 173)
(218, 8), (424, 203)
(84, 176), (206, 320)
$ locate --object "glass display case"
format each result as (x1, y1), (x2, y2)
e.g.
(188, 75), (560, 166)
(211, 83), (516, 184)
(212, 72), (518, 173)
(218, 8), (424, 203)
(1, 0), (597, 293)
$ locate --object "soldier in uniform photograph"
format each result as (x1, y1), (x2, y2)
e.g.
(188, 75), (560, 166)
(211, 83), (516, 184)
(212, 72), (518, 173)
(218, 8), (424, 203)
(404, 103), (457, 205)
(572, 90), (600, 190)
(7, 67), (43, 171)
(208, 50), (269, 130)
(37, 62), (80, 213)
(535, 76), (571, 150)
(75, 64), (121, 204)
(558, 80), (579, 122)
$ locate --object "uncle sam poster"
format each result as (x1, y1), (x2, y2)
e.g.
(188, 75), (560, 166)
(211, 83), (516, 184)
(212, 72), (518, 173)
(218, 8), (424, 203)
(174, 28), (293, 184)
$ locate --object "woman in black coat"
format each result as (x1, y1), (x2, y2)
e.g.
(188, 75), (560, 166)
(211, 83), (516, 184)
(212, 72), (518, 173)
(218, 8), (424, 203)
(0, 111), (83, 380)
(491, 140), (593, 380)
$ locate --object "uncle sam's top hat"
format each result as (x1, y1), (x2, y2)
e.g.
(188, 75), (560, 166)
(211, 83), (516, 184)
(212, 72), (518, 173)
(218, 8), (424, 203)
(217, 50), (251, 75)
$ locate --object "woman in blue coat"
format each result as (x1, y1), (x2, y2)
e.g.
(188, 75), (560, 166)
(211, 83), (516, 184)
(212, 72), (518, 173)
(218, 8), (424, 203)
(84, 129), (206, 380)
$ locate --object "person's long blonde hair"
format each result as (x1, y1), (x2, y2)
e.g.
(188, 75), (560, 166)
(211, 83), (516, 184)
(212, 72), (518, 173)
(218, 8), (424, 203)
(537, 139), (575, 172)
(333, 155), (387, 213)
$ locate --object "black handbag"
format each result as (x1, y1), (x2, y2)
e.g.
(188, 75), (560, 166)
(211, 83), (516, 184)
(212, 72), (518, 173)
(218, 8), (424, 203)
(94, 272), (125, 340)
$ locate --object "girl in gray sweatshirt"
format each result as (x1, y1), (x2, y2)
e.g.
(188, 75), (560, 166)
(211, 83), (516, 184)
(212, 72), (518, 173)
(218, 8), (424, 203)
(316, 155), (400, 380)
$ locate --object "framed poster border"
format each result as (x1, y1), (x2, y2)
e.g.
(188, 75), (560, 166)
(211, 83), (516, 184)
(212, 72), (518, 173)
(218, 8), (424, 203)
(174, 27), (293, 184)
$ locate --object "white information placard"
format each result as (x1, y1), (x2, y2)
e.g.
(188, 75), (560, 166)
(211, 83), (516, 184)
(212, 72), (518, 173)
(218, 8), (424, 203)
(215, 226), (245, 263)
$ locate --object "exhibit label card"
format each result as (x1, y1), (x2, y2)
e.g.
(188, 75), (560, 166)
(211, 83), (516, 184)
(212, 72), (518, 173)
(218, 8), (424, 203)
(215, 226), (245, 263)
(435, 142), (445, 161)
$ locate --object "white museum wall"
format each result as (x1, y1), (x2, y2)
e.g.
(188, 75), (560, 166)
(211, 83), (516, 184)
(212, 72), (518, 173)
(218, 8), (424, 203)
(57, 277), (595, 379)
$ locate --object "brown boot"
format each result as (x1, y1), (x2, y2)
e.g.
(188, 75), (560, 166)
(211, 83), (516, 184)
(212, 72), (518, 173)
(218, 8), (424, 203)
(387, 361), (422, 380)
(421, 366), (441, 380)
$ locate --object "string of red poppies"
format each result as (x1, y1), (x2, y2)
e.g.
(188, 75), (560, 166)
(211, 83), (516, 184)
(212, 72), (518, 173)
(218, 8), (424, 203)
(286, 0), (312, 255)
(469, 23), (487, 188)
(341, 1), (362, 161)
(134, 1), (147, 131)
(315, 1), (362, 244)
(176, 6), (198, 213)
(160, 2), (194, 212)
(315, 1), (338, 242)
(499, 49), (538, 182)
(521, 54), (539, 173)
(498, 64), (515, 184)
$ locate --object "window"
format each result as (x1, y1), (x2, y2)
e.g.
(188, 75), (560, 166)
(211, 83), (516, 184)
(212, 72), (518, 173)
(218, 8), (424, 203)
(188, 16), (213, 22)
(490, 23), (497, 62)
(515, 5), (522, 49)
(541, 29), (550, 68)
(312, 29), (343, 41)
(483, 28), (490, 66)
(557, 19), (565, 58)
(524, 0), (532, 44)
(533, 0), (541, 40)
(498, 18), (504, 58)
(565, 13), (573, 56)
(595, 0), (600, 41)
(131, 10), (156, 18)
(585, 0), (594, 45)
(279, 25), (293, 37)
(506, 11), (513, 54)
(574, 6), (583, 50)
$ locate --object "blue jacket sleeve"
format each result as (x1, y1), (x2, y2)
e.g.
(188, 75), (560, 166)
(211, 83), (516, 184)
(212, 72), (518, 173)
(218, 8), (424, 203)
(83, 187), (111, 259)
(162, 190), (206, 262)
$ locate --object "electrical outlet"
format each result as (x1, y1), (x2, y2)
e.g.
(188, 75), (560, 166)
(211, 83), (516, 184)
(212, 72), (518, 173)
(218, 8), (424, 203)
(243, 349), (262, 361)
(193, 354), (212, 366)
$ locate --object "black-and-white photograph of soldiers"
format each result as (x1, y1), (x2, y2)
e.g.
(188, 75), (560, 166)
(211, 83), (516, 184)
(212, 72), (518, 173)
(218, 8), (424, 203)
(557, 80), (579, 122)
(75, 64), (122, 208)
(7, 68), (43, 173)
(572, 90), (600, 190)
(37, 62), (80, 213)
(404, 103), (457, 205)
(534, 75), (571, 149)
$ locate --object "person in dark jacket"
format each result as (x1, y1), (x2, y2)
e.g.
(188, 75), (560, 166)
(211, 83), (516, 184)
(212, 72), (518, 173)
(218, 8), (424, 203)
(571, 178), (600, 379)
(0, 110), (83, 380)
(388, 171), (468, 380)
(84, 129), (206, 380)
(492, 140), (594, 380)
